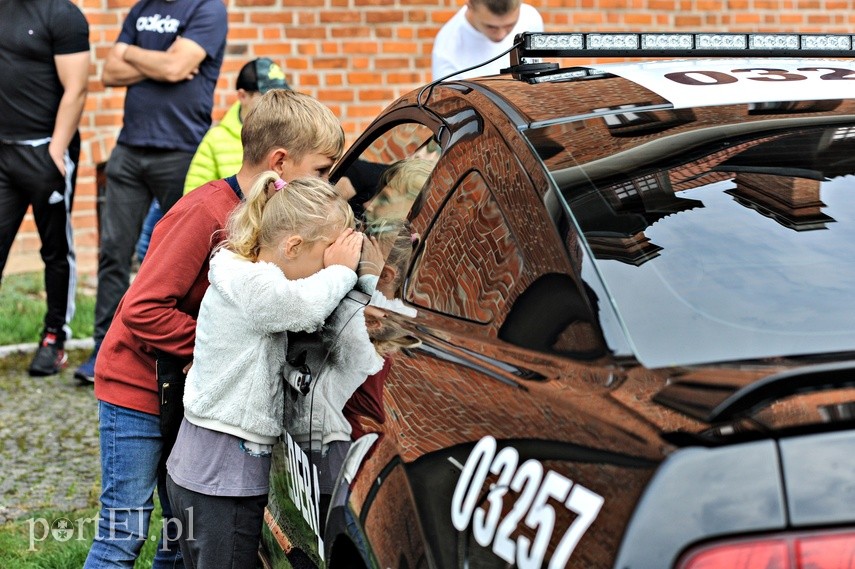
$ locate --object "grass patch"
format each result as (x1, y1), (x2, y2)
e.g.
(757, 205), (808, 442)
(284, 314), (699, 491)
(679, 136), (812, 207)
(0, 503), (163, 568)
(0, 272), (95, 345)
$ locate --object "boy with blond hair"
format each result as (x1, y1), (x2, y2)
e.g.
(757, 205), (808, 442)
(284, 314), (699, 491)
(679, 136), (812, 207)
(84, 89), (344, 568)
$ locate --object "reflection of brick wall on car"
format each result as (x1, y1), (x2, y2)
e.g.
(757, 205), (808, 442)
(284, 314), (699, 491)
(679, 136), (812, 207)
(503, 77), (670, 173)
(408, 171), (523, 323)
(461, 86), (590, 287)
(356, 351), (662, 567)
(352, 336), (855, 567)
(733, 174), (825, 222)
(362, 123), (433, 164)
(406, 106), (582, 335)
(383, 355), (664, 461)
(362, 464), (429, 569)
(517, 83), (855, 176)
(670, 135), (783, 191)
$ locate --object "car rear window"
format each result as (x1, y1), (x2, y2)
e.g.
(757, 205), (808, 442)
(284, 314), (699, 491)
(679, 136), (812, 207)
(539, 118), (855, 367)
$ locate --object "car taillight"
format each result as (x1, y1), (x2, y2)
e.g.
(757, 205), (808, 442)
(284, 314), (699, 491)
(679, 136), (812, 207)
(676, 530), (855, 569)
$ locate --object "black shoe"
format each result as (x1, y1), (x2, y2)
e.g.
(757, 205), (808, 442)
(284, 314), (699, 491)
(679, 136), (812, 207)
(28, 332), (68, 377)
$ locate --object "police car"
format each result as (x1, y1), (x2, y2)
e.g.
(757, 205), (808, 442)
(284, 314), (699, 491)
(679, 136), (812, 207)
(260, 33), (855, 569)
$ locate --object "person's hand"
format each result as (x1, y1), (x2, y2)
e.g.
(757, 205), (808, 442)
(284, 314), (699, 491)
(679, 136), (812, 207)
(183, 360), (193, 375)
(47, 143), (66, 177)
(324, 228), (363, 271)
(358, 235), (384, 277)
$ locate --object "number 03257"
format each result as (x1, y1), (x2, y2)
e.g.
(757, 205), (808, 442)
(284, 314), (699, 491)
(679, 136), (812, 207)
(450, 436), (605, 569)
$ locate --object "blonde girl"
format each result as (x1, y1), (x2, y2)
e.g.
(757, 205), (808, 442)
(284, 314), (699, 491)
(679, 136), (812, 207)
(165, 171), (363, 569)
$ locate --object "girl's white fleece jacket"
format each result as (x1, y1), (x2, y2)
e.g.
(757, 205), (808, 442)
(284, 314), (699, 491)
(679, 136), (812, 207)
(183, 248), (357, 444)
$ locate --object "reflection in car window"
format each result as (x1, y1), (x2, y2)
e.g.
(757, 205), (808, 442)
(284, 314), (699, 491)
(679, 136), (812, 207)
(342, 122), (439, 221)
(362, 122), (436, 164)
(364, 158), (434, 224)
(408, 171), (523, 323)
(546, 123), (855, 367)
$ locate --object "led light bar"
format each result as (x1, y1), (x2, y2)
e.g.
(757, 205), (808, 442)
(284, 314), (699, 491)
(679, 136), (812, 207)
(527, 67), (607, 84)
(513, 32), (855, 59)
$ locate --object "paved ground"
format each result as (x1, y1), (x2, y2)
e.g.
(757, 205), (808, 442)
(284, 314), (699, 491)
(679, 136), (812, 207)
(0, 342), (100, 524)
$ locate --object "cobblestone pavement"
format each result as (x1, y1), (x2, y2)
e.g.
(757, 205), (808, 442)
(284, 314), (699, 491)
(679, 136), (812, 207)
(0, 344), (100, 524)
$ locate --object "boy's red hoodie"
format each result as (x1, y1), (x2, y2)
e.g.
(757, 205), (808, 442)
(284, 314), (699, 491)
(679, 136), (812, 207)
(94, 180), (239, 415)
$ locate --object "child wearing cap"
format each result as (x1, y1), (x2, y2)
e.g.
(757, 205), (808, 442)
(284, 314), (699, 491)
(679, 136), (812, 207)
(182, 56), (290, 194)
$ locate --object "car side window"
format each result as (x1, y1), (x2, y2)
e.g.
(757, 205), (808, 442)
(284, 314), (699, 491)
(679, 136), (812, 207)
(361, 122), (438, 165)
(363, 157), (435, 225)
(406, 171), (524, 323)
(340, 122), (439, 228)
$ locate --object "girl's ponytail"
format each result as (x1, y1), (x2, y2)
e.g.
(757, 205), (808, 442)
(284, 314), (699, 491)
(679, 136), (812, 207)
(224, 171), (279, 259)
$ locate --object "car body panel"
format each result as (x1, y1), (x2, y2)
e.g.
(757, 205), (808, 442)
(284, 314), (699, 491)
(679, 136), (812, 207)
(612, 440), (786, 568)
(780, 429), (855, 527)
(261, 51), (855, 569)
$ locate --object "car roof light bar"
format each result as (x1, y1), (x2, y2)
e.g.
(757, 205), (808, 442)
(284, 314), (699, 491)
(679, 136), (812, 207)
(510, 32), (855, 62)
(526, 67), (609, 84)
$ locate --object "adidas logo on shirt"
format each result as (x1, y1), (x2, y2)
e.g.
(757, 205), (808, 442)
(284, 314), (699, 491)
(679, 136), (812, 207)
(136, 14), (180, 33)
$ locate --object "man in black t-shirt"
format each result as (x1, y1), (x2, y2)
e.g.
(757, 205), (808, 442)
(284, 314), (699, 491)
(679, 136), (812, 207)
(0, 0), (90, 376)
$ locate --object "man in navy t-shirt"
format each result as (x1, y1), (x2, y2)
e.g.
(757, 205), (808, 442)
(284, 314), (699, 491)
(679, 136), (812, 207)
(80, 1), (226, 566)
(76, 0), (227, 386)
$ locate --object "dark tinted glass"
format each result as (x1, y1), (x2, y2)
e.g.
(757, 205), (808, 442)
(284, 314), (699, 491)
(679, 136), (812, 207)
(536, 119), (855, 367)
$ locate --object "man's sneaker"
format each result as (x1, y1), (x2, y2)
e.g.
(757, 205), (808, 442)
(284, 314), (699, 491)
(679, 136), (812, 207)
(74, 342), (100, 384)
(28, 332), (68, 377)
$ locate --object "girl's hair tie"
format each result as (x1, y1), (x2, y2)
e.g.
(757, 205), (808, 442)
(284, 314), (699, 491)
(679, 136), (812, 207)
(273, 178), (287, 191)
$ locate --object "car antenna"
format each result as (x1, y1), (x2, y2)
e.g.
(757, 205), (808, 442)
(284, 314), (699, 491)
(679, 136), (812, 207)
(416, 36), (547, 109)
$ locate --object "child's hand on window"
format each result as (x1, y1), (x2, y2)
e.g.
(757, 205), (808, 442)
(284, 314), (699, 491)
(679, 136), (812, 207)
(358, 235), (384, 277)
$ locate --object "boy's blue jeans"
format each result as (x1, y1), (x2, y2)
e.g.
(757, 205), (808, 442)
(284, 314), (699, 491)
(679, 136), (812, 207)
(84, 401), (184, 569)
(136, 199), (163, 263)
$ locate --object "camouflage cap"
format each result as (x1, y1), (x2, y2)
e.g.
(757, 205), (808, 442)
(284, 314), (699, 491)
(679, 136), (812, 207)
(236, 57), (289, 93)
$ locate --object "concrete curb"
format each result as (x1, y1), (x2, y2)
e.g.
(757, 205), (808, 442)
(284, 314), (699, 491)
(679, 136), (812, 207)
(0, 338), (94, 359)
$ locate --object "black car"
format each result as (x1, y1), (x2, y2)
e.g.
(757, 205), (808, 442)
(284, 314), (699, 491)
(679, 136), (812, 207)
(260, 32), (855, 569)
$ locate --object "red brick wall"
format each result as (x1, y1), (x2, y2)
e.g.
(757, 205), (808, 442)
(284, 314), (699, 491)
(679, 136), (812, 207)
(6, 0), (852, 276)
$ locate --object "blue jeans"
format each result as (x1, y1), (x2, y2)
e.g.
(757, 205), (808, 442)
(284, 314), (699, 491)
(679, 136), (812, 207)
(84, 401), (184, 569)
(136, 199), (164, 263)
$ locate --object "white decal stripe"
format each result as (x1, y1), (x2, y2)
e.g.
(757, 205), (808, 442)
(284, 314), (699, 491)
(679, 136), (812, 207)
(600, 58), (855, 109)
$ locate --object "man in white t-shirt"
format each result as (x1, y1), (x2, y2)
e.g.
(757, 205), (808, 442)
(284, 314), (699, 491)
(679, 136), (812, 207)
(432, 0), (544, 80)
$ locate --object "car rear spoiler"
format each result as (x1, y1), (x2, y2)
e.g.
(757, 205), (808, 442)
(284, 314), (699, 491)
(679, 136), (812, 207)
(653, 359), (855, 423)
